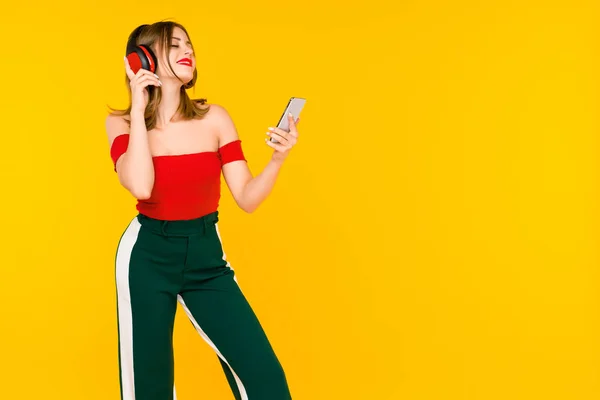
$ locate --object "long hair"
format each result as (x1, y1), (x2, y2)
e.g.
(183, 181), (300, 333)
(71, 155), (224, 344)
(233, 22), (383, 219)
(109, 21), (210, 130)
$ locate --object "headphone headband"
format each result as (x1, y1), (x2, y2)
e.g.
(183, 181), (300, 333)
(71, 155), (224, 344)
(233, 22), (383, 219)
(126, 24), (149, 54)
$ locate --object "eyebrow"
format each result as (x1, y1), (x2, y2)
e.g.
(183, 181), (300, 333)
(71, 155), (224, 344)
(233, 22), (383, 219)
(172, 37), (192, 45)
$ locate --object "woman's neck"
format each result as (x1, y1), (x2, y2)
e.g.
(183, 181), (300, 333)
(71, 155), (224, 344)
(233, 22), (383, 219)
(155, 84), (182, 129)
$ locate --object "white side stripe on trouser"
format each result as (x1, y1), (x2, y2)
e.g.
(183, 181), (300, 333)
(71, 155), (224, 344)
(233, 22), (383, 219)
(116, 217), (179, 400)
(115, 217), (141, 400)
(178, 296), (248, 399)
(215, 222), (238, 282)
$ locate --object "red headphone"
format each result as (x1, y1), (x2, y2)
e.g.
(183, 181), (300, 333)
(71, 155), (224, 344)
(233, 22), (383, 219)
(125, 24), (157, 75)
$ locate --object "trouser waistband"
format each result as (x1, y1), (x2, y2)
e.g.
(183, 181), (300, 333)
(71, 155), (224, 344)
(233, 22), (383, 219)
(136, 211), (219, 237)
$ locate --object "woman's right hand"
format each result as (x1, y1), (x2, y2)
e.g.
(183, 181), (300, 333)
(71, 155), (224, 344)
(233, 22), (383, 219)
(124, 57), (162, 114)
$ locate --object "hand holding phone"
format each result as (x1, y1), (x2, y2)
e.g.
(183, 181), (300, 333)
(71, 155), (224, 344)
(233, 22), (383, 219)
(270, 97), (306, 143)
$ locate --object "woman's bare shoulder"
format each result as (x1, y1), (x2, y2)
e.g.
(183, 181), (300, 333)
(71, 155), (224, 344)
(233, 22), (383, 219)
(200, 103), (240, 145)
(200, 102), (231, 122)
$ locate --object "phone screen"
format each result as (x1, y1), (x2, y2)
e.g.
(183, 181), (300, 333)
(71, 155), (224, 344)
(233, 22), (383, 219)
(271, 97), (306, 143)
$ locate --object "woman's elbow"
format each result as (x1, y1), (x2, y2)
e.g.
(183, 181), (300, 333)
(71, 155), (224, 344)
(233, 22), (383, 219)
(239, 201), (258, 214)
(123, 180), (153, 200)
(133, 182), (154, 199)
(135, 190), (152, 200)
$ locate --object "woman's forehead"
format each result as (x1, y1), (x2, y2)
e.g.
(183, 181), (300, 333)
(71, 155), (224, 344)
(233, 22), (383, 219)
(172, 27), (189, 41)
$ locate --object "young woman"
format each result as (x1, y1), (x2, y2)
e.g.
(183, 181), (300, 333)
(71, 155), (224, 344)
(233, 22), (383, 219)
(106, 21), (299, 400)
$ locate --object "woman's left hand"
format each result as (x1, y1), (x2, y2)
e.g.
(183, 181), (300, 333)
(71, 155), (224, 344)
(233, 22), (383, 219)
(265, 113), (300, 163)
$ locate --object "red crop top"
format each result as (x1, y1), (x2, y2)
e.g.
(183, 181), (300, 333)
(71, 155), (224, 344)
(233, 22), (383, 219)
(110, 133), (247, 221)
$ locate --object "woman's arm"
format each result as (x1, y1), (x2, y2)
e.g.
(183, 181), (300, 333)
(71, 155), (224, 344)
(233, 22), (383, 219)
(227, 157), (285, 214)
(212, 104), (299, 213)
(106, 112), (155, 199)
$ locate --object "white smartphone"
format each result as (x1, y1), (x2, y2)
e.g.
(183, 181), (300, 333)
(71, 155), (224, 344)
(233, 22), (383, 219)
(270, 97), (306, 143)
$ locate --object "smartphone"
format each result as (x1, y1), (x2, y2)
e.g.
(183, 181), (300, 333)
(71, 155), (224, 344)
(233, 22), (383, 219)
(270, 97), (306, 143)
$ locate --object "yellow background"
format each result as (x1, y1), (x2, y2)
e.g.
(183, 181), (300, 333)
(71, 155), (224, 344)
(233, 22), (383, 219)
(1, 0), (598, 399)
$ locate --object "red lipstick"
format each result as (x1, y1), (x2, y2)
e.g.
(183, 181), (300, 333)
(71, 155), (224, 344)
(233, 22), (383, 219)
(177, 58), (193, 66)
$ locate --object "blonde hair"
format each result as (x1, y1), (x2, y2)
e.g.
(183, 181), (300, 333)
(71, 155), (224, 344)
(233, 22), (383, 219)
(109, 21), (210, 130)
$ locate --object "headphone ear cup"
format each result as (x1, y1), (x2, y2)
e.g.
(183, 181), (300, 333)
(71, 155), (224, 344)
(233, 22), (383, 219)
(126, 50), (143, 75)
(127, 46), (157, 75)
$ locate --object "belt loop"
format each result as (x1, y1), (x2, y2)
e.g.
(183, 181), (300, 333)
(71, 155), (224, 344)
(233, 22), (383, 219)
(161, 220), (168, 235)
